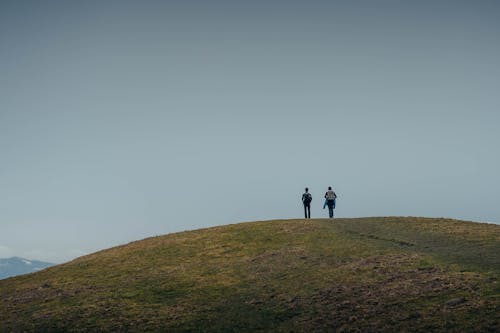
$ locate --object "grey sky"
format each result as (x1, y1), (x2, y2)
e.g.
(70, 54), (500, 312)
(1, 0), (499, 263)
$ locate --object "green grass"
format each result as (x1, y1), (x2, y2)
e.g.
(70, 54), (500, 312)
(1, 217), (499, 332)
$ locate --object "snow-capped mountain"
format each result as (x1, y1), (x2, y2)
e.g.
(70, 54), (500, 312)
(0, 257), (54, 279)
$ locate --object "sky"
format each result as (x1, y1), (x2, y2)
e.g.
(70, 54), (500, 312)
(1, 0), (499, 263)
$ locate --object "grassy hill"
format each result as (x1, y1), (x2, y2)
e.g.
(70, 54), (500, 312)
(0, 217), (498, 332)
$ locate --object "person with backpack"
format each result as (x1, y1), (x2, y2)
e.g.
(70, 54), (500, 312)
(324, 186), (337, 218)
(302, 187), (312, 219)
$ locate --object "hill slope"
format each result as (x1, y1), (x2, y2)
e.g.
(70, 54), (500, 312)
(0, 217), (498, 332)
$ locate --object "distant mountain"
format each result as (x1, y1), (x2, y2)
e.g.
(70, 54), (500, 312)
(0, 257), (54, 280)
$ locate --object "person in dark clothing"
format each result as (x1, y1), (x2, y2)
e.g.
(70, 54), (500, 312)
(324, 186), (337, 218)
(302, 187), (312, 219)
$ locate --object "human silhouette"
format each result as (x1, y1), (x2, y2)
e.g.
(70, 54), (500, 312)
(302, 187), (312, 219)
(324, 186), (337, 218)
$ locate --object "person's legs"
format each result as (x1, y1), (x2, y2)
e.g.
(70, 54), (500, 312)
(328, 205), (333, 218)
(304, 204), (310, 218)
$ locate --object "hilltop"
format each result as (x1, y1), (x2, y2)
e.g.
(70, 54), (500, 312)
(0, 217), (498, 332)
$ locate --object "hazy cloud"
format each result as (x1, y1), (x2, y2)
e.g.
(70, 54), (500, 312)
(0, 245), (14, 258)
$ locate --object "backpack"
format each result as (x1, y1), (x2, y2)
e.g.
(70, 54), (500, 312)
(326, 190), (336, 200)
(303, 193), (312, 204)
